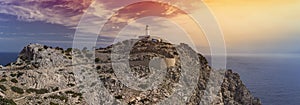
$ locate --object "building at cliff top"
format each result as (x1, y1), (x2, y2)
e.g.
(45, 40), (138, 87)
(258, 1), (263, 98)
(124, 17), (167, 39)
(138, 25), (163, 43)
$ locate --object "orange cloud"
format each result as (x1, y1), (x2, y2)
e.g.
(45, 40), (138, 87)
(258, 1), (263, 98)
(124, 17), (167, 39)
(203, 0), (300, 53)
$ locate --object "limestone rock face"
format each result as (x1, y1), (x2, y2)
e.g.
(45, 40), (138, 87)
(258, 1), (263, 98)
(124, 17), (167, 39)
(15, 44), (71, 69)
(0, 67), (84, 105)
(219, 70), (261, 105)
(0, 39), (261, 105)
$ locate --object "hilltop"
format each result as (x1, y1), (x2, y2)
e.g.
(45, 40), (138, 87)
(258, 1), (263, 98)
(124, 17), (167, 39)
(0, 38), (261, 105)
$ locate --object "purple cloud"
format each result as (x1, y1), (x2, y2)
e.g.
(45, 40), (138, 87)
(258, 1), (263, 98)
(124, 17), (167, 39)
(0, 0), (92, 27)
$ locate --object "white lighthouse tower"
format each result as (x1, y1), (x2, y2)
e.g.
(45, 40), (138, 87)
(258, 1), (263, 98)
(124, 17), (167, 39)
(145, 25), (150, 36)
(139, 25), (151, 39)
(139, 25), (162, 43)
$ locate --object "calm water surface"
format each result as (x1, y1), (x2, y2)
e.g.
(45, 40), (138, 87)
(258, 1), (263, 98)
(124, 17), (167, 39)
(226, 55), (300, 105)
(0, 52), (18, 66)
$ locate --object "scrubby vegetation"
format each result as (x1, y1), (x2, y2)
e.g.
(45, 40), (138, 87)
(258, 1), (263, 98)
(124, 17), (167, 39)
(52, 87), (59, 92)
(11, 86), (24, 94)
(10, 73), (16, 77)
(0, 78), (7, 82)
(26, 88), (49, 94)
(43, 45), (49, 49)
(0, 85), (7, 91)
(49, 94), (68, 102)
(65, 48), (73, 53)
(16, 72), (24, 78)
(95, 58), (100, 63)
(10, 78), (18, 83)
(55, 46), (64, 51)
(96, 66), (101, 70)
(0, 97), (17, 105)
(50, 102), (59, 105)
(67, 83), (75, 87)
(65, 91), (83, 98)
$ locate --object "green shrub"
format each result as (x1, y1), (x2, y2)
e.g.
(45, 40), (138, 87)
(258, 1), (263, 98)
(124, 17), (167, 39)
(0, 97), (17, 105)
(49, 95), (68, 102)
(66, 48), (73, 53)
(55, 47), (63, 50)
(44, 45), (49, 49)
(26, 88), (35, 93)
(11, 86), (24, 94)
(16, 72), (24, 78)
(67, 83), (75, 87)
(72, 92), (82, 98)
(35, 89), (49, 94)
(68, 72), (74, 75)
(96, 66), (101, 70)
(65, 53), (71, 56)
(10, 73), (16, 77)
(95, 58), (100, 63)
(10, 78), (18, 83)
(0, 78), (7, 82)
(65, 91), (75, 94)
(65, 91), (82, 97)
(0, 85), (7, 91)
(50, 102), (59, 105)
(26, 88), (49, 94)
(52, 87), (59, 92)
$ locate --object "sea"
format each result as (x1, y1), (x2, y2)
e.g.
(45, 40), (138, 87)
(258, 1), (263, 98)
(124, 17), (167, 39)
(0, 52), (19, 66)
(0, 52), (299, 105)
(225, 54), (300, 105)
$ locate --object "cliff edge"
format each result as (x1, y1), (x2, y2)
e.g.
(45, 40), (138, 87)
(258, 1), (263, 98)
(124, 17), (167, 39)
(0, 39), (261, 105)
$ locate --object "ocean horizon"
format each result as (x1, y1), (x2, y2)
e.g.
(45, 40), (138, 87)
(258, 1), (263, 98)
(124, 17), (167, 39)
(1, 52), (299, 105)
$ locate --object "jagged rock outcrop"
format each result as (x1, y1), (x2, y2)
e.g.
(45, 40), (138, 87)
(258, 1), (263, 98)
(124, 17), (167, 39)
(13, 44), (72, 69)
(0, 39), (261, 105)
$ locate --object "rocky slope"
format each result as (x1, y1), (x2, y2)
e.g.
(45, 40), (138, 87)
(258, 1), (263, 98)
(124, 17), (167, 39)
(0, 39), (261, 105)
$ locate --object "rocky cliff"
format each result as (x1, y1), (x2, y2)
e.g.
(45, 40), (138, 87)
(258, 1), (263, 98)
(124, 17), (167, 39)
(0, 39), (261, 105)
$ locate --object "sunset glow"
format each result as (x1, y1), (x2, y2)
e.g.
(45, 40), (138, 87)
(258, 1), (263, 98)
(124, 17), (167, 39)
(0, 0), (299, 54)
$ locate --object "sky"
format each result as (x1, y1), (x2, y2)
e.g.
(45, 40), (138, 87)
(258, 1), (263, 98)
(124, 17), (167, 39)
(0, 0), (299, 55)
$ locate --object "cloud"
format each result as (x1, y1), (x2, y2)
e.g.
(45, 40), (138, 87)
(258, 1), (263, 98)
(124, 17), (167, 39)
(0, 0), (201, 27)
(0, 0), (93, 27)
(98, 1), (189, 37)
(0, 0), (205, 45)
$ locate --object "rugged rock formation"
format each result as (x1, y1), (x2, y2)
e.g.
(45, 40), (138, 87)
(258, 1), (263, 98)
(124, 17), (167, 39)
(0, 39), (261, 105)
(17, 44), (72, 69)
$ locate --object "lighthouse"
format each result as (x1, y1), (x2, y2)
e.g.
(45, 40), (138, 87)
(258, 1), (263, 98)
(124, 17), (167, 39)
(139, 25), (151, 39)
(145, 25), (150, 36)
(138, 25), (162, 43)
